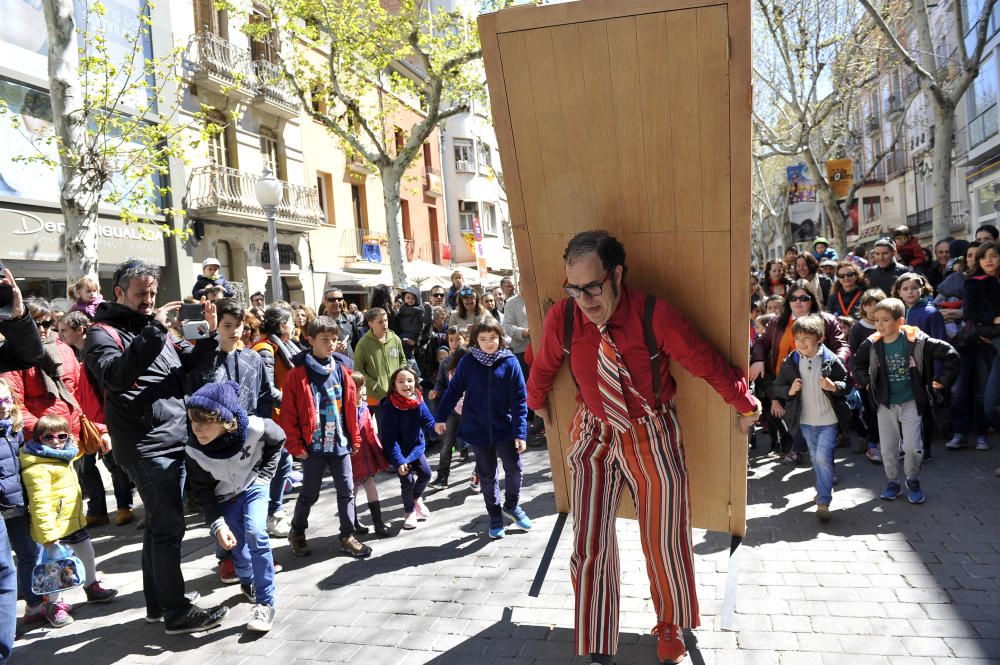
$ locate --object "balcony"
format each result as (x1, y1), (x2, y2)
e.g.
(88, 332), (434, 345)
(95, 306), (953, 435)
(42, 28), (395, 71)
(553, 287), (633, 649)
(347, 152), (374, 178)
(866, 114), (881, 135)
(185, 31), (256, 101)
(884, 149), (906, 179)
(906, 208), (933, 234)
(423, 166), (443, 197)
(186, 164), (323, 230)
(906, 203), (970, 234)
(252, 60), (301, 119)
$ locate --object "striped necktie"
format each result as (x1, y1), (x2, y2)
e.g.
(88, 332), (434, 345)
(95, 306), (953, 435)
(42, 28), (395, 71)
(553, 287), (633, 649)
(596, 324), (632, 433)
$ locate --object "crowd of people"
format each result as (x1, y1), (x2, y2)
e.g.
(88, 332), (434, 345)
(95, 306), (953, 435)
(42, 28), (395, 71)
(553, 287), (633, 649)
(0, 257), (546, 646)
(750, 225), (1000, 520)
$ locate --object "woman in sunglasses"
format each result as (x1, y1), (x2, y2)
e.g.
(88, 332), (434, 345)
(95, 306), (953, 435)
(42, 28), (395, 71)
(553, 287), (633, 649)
(749, 281), (850, 462)
(447, 287), (498, 333)
(825, 261), (869, 318)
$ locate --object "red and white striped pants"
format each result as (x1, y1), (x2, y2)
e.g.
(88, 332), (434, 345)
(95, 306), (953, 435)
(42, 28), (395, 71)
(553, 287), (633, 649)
(567, 404), (700, 657)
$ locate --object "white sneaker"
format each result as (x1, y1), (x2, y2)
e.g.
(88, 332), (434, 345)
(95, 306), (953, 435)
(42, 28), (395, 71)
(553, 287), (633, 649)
(469, 473), (481, 494)
(402, 512), (419, 530)
(246, 604), (274, 633)
(414, 498), (430, 521)
(975, 436), (990, 451)
(267, 510), (291, 537)
(946, 434), (967, 450)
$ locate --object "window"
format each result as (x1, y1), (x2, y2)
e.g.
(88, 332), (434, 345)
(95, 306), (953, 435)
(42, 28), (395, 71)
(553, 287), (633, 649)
(478, 141), (493, 172)
(976, 182), (1000, 218)
(965, 0), (999, 56)
(351, 183), (368, 230)
(862, 196), (881, 222)
(259, 127), (283, 179)
(249, 3), (278, 63)
(458, 200), (478, 232)
(968, 54), (998, 147)
(316, 171), (334, 225)
(502, 217), (512, 248)
(482, 202), (498, 236)
(454, 139), (475, 172)
(206, 111), (235, 168)
(194, 0), (227, 37)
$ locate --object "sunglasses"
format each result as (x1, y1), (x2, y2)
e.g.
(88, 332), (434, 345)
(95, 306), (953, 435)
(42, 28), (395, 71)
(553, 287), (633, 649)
(836, 272), (857, 279)
(431, 292), (445, 298)
(40, 433), (70, 443)
(788, 295), (813, 303)
(36, 320), (54, 329)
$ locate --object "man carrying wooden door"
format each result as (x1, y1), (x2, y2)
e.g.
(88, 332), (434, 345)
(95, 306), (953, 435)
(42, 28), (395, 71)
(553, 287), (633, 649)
(527, 231), (761, 665)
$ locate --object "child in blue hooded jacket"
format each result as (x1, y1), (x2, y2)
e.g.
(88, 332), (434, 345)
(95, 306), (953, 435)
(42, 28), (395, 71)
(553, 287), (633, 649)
(379, 366), (438, 530)
(435, 317), (529, 539)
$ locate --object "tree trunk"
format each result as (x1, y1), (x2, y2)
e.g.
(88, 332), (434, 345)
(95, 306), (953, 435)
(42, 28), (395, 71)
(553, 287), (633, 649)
(802, 153), (848, 257)
(931, 108), (955, 242)
(381, 166), (409, 288)
(41, 0), (100, 283)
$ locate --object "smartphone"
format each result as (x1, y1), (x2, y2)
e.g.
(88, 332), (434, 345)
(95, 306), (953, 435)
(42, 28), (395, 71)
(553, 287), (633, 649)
(182, 320), (211, 340)
(179, 303), (204, 321)
(0, 260), (13, 321)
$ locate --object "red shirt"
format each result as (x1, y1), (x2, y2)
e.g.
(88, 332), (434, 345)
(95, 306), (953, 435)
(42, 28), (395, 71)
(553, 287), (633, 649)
(526, 286), (756, 419)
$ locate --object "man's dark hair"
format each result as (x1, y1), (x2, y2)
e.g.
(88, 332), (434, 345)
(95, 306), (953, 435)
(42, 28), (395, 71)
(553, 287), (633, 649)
(251, 291), (265, 300)
(113, 259), (160, 294)
(305, 315), (339, 338)
(975, 223), (1000, 240)
(563, 230), (628, 279)
(260, 304), (291, 336)
(60, 311), (90, 331)
(873, 237), (896, 252)
(216, 298), (245, 322)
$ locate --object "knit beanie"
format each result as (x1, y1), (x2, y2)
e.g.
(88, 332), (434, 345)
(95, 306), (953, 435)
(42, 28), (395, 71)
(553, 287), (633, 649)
(188, 381), (243, 422)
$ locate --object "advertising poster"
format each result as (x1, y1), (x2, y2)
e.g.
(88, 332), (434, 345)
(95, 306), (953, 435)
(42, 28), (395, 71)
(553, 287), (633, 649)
(787, 163), (821, 243)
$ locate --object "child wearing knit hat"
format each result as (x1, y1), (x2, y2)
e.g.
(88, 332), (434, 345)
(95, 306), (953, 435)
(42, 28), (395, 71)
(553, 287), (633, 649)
(186, 381), (286, 633)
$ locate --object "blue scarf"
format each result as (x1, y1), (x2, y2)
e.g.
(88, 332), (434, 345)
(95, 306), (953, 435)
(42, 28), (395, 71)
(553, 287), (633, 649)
(470, 347), (512, 367)
(305, 352), (335, 376)
(25, 439), (78, 461)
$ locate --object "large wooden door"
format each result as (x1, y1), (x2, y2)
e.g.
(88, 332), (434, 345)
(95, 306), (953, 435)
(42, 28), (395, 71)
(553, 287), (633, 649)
(479, 0), (751, 536)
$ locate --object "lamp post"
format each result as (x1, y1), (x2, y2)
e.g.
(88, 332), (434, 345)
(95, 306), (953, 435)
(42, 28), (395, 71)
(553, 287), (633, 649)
(255, 167), (284, 303)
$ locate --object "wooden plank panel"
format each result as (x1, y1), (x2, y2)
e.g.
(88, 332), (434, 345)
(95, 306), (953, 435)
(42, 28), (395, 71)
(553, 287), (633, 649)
(697, 6), (731, 233)
(704, 230), (733, 530)
(492, 0), (736, 33)
(663, 10), (703, 233)
(635, 13), (676, 233)
(606, 17), (648, 234)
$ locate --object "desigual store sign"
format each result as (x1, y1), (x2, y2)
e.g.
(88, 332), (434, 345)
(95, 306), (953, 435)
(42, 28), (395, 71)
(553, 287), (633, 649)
(0, 208), (166, 266)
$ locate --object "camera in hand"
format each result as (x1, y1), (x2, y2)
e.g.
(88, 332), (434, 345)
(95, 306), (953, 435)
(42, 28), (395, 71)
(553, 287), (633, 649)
(179, 302), (209, 340)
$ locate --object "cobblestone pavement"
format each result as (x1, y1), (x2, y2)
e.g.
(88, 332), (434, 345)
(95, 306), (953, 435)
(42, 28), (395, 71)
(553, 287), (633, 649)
(10, 432), (1000, 665)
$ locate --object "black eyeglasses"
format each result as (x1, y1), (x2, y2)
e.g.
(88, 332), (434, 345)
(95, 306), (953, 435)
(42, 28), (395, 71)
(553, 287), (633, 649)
(563, 272), (610, 299)
(836, 272), (857, 279)
(40, 433), (70, 442)
(37, 320), (54, 329)
(431, 292), (445, 298)
(788, 295), (813, 303)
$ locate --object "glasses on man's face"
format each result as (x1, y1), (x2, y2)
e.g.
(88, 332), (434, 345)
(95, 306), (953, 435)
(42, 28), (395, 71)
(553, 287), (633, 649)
(837, 272), (857, 279)
(563, 272), (610, 299)
(788, 294), (813, 303)
(36, 320), (54, 329)
(431, 292), (444, 298)
(40, 433), (70, 443)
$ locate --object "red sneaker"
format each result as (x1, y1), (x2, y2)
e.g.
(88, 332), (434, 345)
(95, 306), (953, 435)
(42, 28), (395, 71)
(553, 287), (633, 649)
(653, 623), (686, 665)
(219, 558), (238, 585)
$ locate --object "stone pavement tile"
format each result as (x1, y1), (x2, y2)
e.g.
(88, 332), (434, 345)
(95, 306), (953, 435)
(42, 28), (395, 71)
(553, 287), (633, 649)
(809, 616), (874, 634)
(838, 635), (907, 655)
(794, 633), (842, 653)
(820, 654), (892, 665)
(910, 620), (984, 638)
(922, 604), (986, 621)
(868, 617), (918, 637)
(972, 621), (1000, 639)
(901, 636), (955, 657)
(944, 638), (1000, 659)
(737, 631), (799, 651)
(826, 601), (886, 617)
(931, 660), (1000, 665)
(694, 648), (781, 665)
(800, 586), (862, 602)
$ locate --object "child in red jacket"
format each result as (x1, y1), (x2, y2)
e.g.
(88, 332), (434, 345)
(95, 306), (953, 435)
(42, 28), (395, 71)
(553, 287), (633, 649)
(350, 374), (392, 537)
(893, 226), (928, 271)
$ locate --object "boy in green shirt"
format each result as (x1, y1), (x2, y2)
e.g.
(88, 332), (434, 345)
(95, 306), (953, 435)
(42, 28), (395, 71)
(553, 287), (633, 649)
(354, 307), (406, 430)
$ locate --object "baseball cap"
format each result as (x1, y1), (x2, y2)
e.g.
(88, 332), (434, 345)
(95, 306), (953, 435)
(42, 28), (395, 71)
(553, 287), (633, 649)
(202, 258), (221, 268)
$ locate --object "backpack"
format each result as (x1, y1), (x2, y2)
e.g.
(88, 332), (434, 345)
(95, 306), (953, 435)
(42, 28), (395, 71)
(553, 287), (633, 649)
(562, 294), (663, 409)
(77, 323), (124, 425)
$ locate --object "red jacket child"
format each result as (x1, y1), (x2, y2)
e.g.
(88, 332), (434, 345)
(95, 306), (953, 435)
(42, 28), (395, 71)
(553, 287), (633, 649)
(896, 236), (928, 271)
(279, 361), (362, 458)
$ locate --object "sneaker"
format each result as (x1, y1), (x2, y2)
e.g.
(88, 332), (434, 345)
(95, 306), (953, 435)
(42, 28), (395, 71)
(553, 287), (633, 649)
(429, 474), (449, 488)
(246, 604), (275, 633)
(502, 505), (532, 530)
(816, 504), (831, 522)
(241, 583), (256, 603)
(288, 529), (311, 557)
(267, 510), (291, 538)
(906, 478), (925, 504)
(459, 449), (470, 464)
(975, 436), (990, 451)
(23, 603), (47, 624)
(866, 446), (883, 464)
(219, 558), (238, 585)
(488, 517), (505, 539)
(402, 512), (419, 530)
(45, 601), (73, 628)
(340, 534), (372, 559)
(652, 622), (687, 664)
(115, 508), (134, 526)
(946, 434), (967, 450)
(84, 580), (118, 603)
(86, 513), (110, 527)
(164, 604), (229, 635)
(880, 481), (901, 501)
(145, 591), (201, 622)
(414, 498), (430, 521)
(469, 473), (481, 493)
(781, 451), (800, 465)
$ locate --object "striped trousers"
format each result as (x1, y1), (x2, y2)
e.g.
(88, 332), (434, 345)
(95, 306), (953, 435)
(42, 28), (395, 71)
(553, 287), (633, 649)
(568, 404), (699, 657)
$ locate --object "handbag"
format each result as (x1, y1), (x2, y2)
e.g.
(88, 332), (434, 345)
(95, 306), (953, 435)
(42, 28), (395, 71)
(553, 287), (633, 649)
(31, 544), (85, 595)
(78, 413), (105, 456)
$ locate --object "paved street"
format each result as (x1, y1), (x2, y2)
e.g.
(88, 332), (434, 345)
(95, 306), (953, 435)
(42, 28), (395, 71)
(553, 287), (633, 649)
(10, 433), (1000, 665)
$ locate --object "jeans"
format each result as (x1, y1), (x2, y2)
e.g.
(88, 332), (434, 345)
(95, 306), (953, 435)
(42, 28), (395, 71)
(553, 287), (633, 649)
(984, 344), (1000, 432)
(4, 515), (42, 607)
(268, 447), (293, 516)
(398, 455), (432, 513)
(122, 453), (192, 622)
(877, 401), (923, 482)
(291, 452), (355, 538)
(0, 518), (15, 664)
(474, 440), (523, 518)
(799, 424), (838, 505)
(219, 483), (275, 606)
(76, 451), (134, 515)
(436, 414), (467, 476)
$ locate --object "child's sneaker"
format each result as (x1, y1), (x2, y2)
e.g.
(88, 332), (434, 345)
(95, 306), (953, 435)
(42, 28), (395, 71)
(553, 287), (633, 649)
(267, 510), (292, 537)
(469, 473), (481, 493)
(45, 601), (74, 628)
(84, 580), (118, 603)
(414, 498), (430, 520)
(23, 603), (47, 624)
(402, 512), (419, 530)
(246, 604), (275, 633)
(488, 517), (505, 539)
(287, 529), (311, 557)
(502, 505), (532, 530)
(906, 478), (925, 504)
(241, 583), (256, 603)
(975, 436), (990, 451)
(866, 445), (882, 464)
(945, 434), (967, 449)
(340, 534), (372, 558)
(219, 558), (238, 584)
(880, 481), (901, 500)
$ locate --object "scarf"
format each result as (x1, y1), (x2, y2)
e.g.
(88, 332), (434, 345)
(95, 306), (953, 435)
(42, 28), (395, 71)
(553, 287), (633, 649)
(470, 347), (512, 367)
(304, 352), (335, 377)
(268, 334), (296, 370)
(187, 408), (250, 460)
(25, 439), (78, 462)
(389, 390), (423, 411)
(39, 339), (79, 410)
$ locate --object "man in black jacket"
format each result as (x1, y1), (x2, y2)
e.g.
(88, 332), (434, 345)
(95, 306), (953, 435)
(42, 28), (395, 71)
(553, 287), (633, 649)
(84, 259), (229, 635)
(320, 288), (359, 359)
(864, 238), (909, 294)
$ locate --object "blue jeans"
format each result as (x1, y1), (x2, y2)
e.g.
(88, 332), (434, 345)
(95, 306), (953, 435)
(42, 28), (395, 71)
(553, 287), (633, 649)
(4, 515), (41, 607)
(800, 424), (837, 506)
(122, 453), (192, 622)
(219, 483), (275, 606)
(268, 447), (292, 516)
(291, 453), (355, 538)
(0, 517), (16, 663)
(984, 344), (1000, 432)
(398, 455), (432, 513)
(474, 440), (523, 518)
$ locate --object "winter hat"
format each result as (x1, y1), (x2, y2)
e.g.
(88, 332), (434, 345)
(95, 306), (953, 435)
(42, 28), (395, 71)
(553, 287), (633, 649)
(188, 381), (242, 423)
(813, 237), (829, 247)
(202, 257), (221, 268)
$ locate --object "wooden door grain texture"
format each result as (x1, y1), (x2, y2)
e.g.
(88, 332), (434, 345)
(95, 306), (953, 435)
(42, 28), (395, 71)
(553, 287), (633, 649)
(480, 0), (751, 536)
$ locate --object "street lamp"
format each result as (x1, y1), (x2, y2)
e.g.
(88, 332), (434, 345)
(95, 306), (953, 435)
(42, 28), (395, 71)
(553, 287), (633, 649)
(255, 167), (284, 303)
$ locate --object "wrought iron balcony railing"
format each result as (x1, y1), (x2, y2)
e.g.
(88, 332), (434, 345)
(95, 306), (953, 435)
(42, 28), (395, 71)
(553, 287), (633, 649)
(187, 164), (323, 227)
